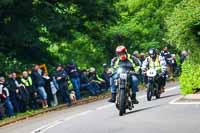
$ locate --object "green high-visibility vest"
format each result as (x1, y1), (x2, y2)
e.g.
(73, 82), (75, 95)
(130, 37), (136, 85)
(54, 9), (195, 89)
(149, 56), (161, 71)
(114, 54), (140, 72)
(21, 77), (32, 87)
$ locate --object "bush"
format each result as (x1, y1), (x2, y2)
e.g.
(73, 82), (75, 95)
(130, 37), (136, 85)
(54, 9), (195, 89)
(179, 60), (200, 94)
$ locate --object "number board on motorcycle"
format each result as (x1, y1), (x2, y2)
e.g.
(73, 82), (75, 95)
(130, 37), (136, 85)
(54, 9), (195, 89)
(120, 73), (127, 80)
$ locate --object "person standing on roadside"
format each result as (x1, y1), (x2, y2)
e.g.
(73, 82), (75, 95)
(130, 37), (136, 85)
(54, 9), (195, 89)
(8, 72), (28, 112)
(65, 61), (81, 100)
(31, 64), (48, 108)
(180, 50), (188, 64)
(21, 71), (40, 109)
(54, 64), (71, 105)
(0, 76), (14, 117)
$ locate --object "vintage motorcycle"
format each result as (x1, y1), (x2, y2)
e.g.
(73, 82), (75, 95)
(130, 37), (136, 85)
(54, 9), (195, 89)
(114, 67), (136, 116)
(146, 68), (161, 101)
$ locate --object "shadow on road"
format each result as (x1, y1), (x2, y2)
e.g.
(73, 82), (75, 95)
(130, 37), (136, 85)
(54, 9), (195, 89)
(125, 93), (180, 116)
(125, 105), (161, 115)
(159, 93), (180, 99)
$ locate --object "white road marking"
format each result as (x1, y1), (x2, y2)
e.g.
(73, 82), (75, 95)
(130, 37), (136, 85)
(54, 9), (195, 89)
(169, 96), (200, 105)
(169, 96), (183, 105)
(30, 85), (179, 133)
(165, 86), (179, 92)
(77, 110), (93, 116)
(41, 121), (63, 133)
(30, 110), (93, 133)
(96, 104), (114, 110)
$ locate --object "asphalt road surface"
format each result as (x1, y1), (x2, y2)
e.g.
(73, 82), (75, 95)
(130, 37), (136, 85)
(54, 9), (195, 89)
(1, 82), (200, 133)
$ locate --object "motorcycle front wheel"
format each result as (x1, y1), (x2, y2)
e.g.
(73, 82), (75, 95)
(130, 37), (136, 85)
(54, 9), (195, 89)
(147, 83), (153, 101)
(119, 89), (126, 116)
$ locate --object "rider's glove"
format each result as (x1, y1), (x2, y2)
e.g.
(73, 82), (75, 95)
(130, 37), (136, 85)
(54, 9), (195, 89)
(159, 72), (166, 77)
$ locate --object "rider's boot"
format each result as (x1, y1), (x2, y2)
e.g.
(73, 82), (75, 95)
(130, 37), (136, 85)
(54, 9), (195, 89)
(160, 86), (165, 93)
(108, 93), (116, 103)
(132, 93), (139, 104)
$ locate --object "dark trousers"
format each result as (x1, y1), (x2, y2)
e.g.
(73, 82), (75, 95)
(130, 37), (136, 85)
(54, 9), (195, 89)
(5, 97), (14, 116)
(81, 82), (100, 96)
(58, 84), (71, 104)
(71, 78), (81, 100)
(10, 94), (20, 113)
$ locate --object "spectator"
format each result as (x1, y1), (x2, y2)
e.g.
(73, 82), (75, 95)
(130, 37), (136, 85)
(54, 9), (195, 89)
(160, 47), (172, 65)
(132, 51), (142, 67)
(49, 75), (59, 107)
(31, 64), (48, 108)
(54, 64), (71, 105)
(160, 47), (173, 77)
(7, 72), (20, 113)
(88, 67), (106, 92)
(138, 53), (147, 84)
(139, 53), (146, 63)
(101, 64), (111, 90)
(0, 76), (14, 117)
(21, 71), (41, 109)
(80, 69), (100, 96)
(133, 51), (139, 58)
(42, 73), (54, 107)
(65, 61), (81, 100)
(171, 54), (178, 75)
(0, 100), (4, 119)
(132, 52), (143, 83)
(160, 46), (170, 56)
(8, 72), (29, 112)
(180, 50), (188, 64)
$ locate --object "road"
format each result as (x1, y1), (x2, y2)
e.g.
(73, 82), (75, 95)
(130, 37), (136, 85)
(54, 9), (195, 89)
(1, 82), (200, 133)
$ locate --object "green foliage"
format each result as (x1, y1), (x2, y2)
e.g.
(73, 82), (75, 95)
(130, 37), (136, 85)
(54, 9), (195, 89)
(166, 0), (200, 63)
(104, 0), (182, 56)
(0, 53), (33, 74)
(179, 61), (200, 94)
(0, 0), (118, 72)
(47, 32), (106, 69)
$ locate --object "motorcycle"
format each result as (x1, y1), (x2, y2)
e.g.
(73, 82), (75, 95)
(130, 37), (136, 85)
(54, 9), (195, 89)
(146, 68), (161, 101)
(114, 67), (135, 116)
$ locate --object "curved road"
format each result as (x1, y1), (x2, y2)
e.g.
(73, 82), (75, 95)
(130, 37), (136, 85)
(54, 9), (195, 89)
(1, 82), (200, 133)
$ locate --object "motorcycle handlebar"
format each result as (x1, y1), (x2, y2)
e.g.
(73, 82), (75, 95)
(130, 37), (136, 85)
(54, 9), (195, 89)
(111, 70), (138, 77)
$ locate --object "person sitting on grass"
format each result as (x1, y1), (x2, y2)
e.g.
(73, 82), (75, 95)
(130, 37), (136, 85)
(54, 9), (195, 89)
(88, 67), (106, 92)
(80, 69), (100, 96)
(101, 64), (111, 90)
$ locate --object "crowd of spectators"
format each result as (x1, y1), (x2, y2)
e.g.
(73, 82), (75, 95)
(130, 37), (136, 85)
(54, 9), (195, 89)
(0, 62), (111, 119)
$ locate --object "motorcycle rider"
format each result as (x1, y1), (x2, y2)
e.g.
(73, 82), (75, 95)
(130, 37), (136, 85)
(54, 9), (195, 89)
(109, 45), (140, 104)
(142, 48), (167, 92)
